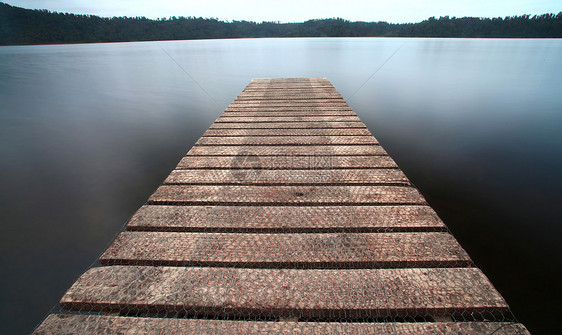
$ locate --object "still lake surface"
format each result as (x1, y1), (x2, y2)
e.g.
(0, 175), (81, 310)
(0, 38), (560, 334)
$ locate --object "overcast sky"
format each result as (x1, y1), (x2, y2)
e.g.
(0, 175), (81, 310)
(4, 0), (561, 23)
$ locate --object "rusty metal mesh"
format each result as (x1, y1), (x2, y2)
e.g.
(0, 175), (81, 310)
(33, 78), (527, 334)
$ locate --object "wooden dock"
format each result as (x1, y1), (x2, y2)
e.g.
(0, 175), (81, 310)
(34, 78), (529, 334)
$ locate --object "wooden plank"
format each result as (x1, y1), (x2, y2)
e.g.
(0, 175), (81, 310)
(209, 122), (366, 129)
(195, 136), (378, 145)
(240, 84), (333, 87)
(230, 99), (347, 103)
(231, 98), (346, 102)
(34, 315), (531, 335)
(176, 155), (398, 169)
(232, 97), (345, 100)
(215, 116), (361, 123)
(245, 84), (335, 87)
(228, 103), (351, 108)
(238, 91), (341, 95)
(225, 106), (353, 111)
(251, 77), (329, 81)
(242, 88), (335, 90)
(186, 145), (386, 156)
(237, 91), (341, 94)
(246, 80), (333, 84)
(222, 111), (357, 116)
(249, 80), (331, 85)
(59, 266), (509, 318)
(148, 185), (426, 205)
(202, 128), (372, 136)
(164, 169), (410, 186)
(248, 79), (329, 81)
(239, 93), (341, 97)
(239, 88), (339, 91)
(126, 205), (447, 232)
(242, 87), (340, 91)
(235, 95), (344, 100)
(246, 84), (332, 88)
(245, 85), (335, 89)
(100, 232), (471, 268)
(233, 97), (344, 101)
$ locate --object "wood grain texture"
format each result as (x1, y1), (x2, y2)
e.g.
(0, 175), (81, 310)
(60, 266), (509, 318)
(34, 78), (523, 333)
(34, 315), (531, 335)
(100, 231), (471, 268)
(126, 205), (446, 232)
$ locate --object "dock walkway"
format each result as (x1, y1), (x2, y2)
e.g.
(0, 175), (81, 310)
(34, 78), (529, 334)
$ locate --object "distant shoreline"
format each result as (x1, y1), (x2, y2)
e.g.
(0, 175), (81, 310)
(3, 36), (562, 48)
(1, 2), (561, 46)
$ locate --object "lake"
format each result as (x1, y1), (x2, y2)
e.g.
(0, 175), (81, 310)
(0, 37), (560, 334)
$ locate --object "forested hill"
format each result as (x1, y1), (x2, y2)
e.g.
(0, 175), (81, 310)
(1, 2), (561, 45)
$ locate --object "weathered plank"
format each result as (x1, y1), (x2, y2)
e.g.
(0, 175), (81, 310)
(237, 91), (341, 95)
(164, 169), (410, 185)
(225, 106), (353, 112)
(247, 80), (332, 85)
(195, 136), (378, 146)
(235, 95), (344, 100)
(228, 101), (349, 106)
(239, 87), (338, 90)
(209, 121), (366, 129)
(245, 85), (335, 89)
(226, 106), (352, 112)
(215, 116), (361, 123)
(148, 185), (425, 205)
(233, 98), (345, 102)
(126, 205), (446, 232)
(100, 232), (471, 268)
(238, 86), (341, 90)
(249, 79), (331, 85)
(186, 145), (386, 156)
(222, 111), (357, 116)
(237, 90), (341, 93)
(231, 97), (345, 100)
(176, 155), (398, 169)
(242, 87), (340, 91)
(202, 128), (372, 137)
(250, 77), (330, 82)
(229, 99), (347, 103)
(34, 315), (531, 335)
(246, 84), (333, 87)
(60, 266), (509, 318)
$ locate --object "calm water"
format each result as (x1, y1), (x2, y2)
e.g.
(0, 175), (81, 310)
(0, 38), (560, 334)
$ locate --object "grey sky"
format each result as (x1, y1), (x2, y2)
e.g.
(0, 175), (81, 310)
(4, 0), (561, 23)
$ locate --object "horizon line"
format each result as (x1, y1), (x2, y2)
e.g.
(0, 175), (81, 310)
(2, 2), (560, 26)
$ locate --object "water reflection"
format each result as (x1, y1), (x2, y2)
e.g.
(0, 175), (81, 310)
(0, 38), (560, 334)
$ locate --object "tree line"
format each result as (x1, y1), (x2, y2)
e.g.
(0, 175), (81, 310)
(1, 2), (561, 45)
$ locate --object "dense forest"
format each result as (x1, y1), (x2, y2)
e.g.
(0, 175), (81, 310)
(1, 2), (561, 45)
